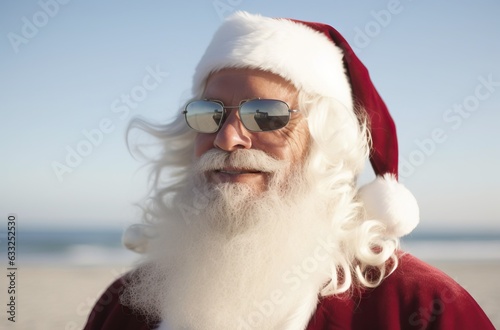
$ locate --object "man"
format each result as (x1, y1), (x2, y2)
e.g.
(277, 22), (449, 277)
(85, 12), (494, 330)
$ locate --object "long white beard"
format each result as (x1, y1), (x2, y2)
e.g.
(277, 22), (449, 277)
(122, 149), (344, 329)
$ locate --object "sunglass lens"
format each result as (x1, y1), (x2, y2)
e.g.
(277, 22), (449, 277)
(185, 100), (223, 133)
(240, 99), (290, 132)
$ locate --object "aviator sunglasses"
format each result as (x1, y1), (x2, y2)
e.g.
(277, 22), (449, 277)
(183, 99), (300, 133)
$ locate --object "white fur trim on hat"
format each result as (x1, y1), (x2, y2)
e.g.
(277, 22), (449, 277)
(192, 11), (353, 110)
(358, 174), (419, 237)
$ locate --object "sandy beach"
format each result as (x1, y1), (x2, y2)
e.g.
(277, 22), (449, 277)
(1, 261), (498, 329)
(1, 265), (133, 330)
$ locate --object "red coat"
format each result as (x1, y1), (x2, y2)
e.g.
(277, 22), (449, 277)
(84, 253), (494, 329)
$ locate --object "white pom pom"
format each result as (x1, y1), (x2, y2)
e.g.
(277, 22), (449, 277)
(358, 174), (419, 237)
(122, 224), (156, 254)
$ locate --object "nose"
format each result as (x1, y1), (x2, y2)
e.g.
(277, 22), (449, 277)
(213, 110), (252, 151)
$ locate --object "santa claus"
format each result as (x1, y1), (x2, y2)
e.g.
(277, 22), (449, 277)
(84, 12), (494, 330)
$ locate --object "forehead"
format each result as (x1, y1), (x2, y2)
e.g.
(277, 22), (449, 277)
(202, 68), (298, 104)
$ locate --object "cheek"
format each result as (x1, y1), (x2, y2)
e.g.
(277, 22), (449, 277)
(281, 139), (309, 165)
(263, 122), (310, 163)
(194, 134), (215, 158)
(252, 132), (309, 163)
(291, 126), (311, 163)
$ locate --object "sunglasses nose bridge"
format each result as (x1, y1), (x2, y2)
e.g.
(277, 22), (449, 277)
(213, 108), (253, 151)
(218, 107), (246, 131)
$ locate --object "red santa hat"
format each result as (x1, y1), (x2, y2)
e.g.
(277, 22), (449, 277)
(192, 11), (419, 237)
(123, 12), (420, 253)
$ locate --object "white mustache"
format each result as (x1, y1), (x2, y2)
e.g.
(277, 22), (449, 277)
(194, 149), (288, 174)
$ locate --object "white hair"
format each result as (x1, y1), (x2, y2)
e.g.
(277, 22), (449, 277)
(297, 92), (399, 293)
(126, 86), (399, 299)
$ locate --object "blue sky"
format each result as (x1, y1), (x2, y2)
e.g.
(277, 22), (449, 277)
(1, 0), (499, 231)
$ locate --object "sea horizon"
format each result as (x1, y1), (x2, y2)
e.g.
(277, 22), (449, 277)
(2, 225), (499, 267)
